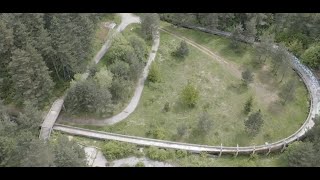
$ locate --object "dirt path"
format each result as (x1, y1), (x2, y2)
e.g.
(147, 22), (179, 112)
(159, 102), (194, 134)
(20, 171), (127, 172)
(59, 25), (277, 126)
(58, 19), (160, 126)
(160, 28), (278, 105)
(93, 13), (140, 64)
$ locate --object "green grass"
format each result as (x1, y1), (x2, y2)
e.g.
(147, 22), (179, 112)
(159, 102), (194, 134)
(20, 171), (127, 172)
(57, 133), (284, 167)
(172, 153), (286, 167)
(81, 22), (310, 147)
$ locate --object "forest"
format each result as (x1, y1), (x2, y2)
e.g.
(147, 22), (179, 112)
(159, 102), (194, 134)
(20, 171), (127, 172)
(0, 13), (319, 167)
(159, 13), (320, 71)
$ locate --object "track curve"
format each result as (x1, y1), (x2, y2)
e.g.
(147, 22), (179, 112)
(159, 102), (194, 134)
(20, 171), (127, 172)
(54, 26), (320, 155)
(51, 18), (320, 155)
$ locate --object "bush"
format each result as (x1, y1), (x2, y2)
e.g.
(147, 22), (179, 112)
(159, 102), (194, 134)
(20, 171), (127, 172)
(244, 110), (263, 136)
(146, 127), (166, 140)
(129, 35), (148, 62)
(180, 82), (199, 108)
(243, 97), (253, 115)
(109, 61), (130, 80)
(141, 13), (160, 40)
(163, 102), (170, 112)
(135, 161), (145, 167)
(102, 141), (137, 160)
(241, 69), (254, 85)
(175, 40), (189, 59)
(129, 58), (144, 81)
(110, 77), (131, 103)
(147, 63), (161, 83)
(104, 34), (132, 64)
(175, 150), (188, 159)
(94, 66), (113, 89)
(301, 43), (320, 69)
(65, 80), (113, 115)
(282, 141), (315, 167)
(146, 147), (173, 161)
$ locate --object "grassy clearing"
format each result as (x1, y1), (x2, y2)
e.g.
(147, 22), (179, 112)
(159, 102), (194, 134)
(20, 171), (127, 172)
(173, 153), (285, 167)
(87, 22), (309, 147)
(159, 22), (310, 146)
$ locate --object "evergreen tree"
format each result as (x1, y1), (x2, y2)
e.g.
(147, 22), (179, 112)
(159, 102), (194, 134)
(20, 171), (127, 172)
(175, 40), (189, 59)
(8, 45), (54, 107)
(52, 136), (87, 167)
(141, 13), (160, 40)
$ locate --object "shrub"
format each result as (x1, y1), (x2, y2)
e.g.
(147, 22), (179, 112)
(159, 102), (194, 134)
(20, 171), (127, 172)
(243, 97), (253, 115)
(110, 77), (131, 103)
(65, 80), (113, 115)
(146, 127), (166, 140)
(301, 43), (320, 69)
(282, 141), (315, 167)
(175, 40), (189, 59)
(241, 69), (254, 85)
(180, 82), (199, 108)
(146, 147), (173, 161)
(244, 110), (263, 136)
(102, 141), (137, 160)
(175, 150), (188, 159)
(147, 63), (161, 83)
(163, 102), (170, 112)
(129, 35), (148, 62)
(109, 61), (130, 80)
(135, 161), (145, 167)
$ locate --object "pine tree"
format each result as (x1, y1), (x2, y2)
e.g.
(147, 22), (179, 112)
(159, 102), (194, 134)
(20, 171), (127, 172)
(141, 13), (160, 40)
(8, 45), (54, 107)
(52, 136), (87, 167)
(175, 40), (189, 59)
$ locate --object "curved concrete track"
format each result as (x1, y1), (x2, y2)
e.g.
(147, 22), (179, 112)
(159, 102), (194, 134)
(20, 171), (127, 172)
(44, 15), (320, 155)
(59, 32), (160, 125)
(53, 26), (320, 155)
(40, 13), (141, 140)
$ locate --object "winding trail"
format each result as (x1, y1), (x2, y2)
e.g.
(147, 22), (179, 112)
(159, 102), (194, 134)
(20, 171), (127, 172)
(57, 30), (160, 126)
(53, 24), (320, 155)
(40, 13), (141, 140)
(43, 15), (320, 155)
(93, 13), (140, 64)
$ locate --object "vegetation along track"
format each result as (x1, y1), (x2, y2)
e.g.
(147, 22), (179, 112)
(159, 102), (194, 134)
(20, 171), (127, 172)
(53, 25), (320, 156)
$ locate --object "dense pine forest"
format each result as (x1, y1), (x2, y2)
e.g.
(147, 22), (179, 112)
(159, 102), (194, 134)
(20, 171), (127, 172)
(0, 13), (103, 108)
(0, 13), (319, 167)
(0, 13), (105, 167)
(160, 13), (320, 72)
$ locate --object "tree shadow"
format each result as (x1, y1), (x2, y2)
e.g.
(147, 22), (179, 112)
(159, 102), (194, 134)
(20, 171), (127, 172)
(267, 100), (284, 115)
(227, 82), (248, 94)
(232, 130), (254, 147)
(218, 42), (247, 60)
(188, 128), (207, 145)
